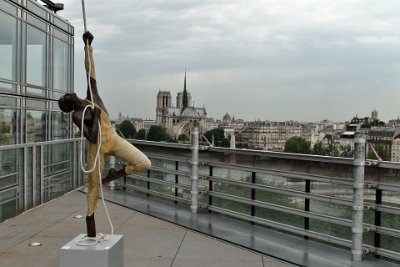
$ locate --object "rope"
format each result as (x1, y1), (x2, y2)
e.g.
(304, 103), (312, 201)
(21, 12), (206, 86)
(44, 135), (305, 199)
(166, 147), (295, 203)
(78, 0), (114, 244)
(76, 233), (109, 247)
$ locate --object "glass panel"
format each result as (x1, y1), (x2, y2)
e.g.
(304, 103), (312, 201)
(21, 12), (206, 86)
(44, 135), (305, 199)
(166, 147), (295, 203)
(27, 14), (46, 31)
(54, 29), (68, 43)
(27, 1), (47, 20)
(53, 17), (69, 33)
(53, 38), (69, 91)
(26, 99), (46, 109)
(26, 86), (45, 96)
(0, 1), (18, 16)
(0, 198), (18, 222)
(26, 110), (46, 142)
(51, 111), (69, 140)
(0, 108), (17, 145)
(27, 25), (46, 87)
(0, 96), (17, 106)
(0, 11), (17, 84)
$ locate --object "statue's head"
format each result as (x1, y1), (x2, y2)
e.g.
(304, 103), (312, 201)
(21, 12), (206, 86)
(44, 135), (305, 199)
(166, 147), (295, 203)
(58, 93), (79, 112)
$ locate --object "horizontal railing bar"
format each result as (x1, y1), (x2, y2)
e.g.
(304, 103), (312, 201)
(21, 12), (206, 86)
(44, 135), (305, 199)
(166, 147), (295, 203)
(376, 183), (400, 193)
(208, 161), (354, 186)
(0, 196), (18, 206)
(44, 159), (71, 168)
(150, 166), (191, 178)
(0, 172), (19, 180)
(375, 247), (400, 261)
(208, 205), (353, 248)
(124, 183), (190, 204)
(208, 191), (353, 227)
(0, 138), (80, 151)
(147, 153), (190, 164)
(376, 226), (400, 239)
(376, 204), (400, 216)
(43, 177), (71, 189)
(207, 175), (353, 206)
(127, 174), (191, 190)
(0, 183), (19, 193)
(43, 169), (70, 179)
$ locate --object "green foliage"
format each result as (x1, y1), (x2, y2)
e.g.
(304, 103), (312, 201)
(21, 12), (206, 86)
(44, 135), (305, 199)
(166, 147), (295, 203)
(178, 134), (189, 142)
(135, 129), (146, 140)
(204, 128), (230, 147)
(147, 125), (167, 142)
(117, 120), (136, 138)
(312, 142), (353, 158)
(368, 144), (390, 161)
(284, 136), (311, 154)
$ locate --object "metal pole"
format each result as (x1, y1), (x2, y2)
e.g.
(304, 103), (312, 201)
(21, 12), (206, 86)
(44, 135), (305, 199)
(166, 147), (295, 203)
(351, 132), (365, 262)
(109, 155), (116, 190)
(190, 125), (199, 214)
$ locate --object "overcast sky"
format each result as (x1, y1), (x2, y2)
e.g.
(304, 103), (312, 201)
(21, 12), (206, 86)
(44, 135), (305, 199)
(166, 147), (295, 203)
(57, 0), (400, 122)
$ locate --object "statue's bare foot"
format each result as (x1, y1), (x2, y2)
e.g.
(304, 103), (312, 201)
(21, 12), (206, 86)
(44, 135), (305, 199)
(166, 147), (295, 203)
(86, 214), (96, 237)
(102, 167), (126, 184)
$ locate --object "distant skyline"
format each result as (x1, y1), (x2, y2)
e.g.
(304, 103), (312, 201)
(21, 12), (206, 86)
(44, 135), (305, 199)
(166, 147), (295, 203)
(58, 0), (400, 122)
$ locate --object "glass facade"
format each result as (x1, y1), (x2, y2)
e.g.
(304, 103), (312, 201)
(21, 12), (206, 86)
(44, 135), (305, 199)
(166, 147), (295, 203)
(0, 0), (74, 145)
(0, 0), (76, 222)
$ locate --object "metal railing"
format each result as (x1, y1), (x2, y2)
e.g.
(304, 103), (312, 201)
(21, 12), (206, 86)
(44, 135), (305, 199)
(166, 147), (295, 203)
(0, 139), (83, 222)
(122, 129), (400, 263)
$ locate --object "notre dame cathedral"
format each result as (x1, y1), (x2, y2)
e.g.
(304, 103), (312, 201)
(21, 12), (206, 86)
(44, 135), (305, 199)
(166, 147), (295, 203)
(156, 72), (207, 140)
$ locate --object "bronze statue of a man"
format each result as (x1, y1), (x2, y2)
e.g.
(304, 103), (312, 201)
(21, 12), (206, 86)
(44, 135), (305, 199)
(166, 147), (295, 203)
(58, 32), (151, 237)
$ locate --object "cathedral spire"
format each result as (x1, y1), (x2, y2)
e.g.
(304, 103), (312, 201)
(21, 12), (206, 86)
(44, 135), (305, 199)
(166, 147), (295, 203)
(182, 69), (188, 109)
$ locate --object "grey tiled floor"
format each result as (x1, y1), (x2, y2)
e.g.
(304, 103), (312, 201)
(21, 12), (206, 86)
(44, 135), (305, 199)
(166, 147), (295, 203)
(0, 190), (293, 267)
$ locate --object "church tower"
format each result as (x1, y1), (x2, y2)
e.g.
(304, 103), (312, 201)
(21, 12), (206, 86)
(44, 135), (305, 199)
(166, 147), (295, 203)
(156, 91), (172, 125)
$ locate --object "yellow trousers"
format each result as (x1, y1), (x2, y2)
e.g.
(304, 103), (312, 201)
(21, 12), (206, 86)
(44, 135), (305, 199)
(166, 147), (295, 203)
(86, 129), (151, 216)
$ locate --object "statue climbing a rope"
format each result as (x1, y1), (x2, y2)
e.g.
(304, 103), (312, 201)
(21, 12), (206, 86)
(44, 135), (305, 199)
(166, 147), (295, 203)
(58, 32), (151, 238)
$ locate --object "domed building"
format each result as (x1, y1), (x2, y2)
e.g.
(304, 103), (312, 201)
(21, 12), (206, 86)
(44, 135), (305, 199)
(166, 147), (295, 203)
(223, 113), (232, 126)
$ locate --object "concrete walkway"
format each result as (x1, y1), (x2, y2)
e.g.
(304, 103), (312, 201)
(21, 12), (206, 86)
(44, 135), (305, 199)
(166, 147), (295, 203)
(0, 190), (293, 267)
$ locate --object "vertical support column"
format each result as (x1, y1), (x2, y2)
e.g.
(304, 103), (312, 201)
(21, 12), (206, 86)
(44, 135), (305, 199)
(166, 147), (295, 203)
(251, 172), (256, 224)
(109, 155), (116, 190)
(374, 188), (382, 258)
(190, 125), (199, 214)
(208, 165), (213, 212)
(32, 145), (36, 207)
(40, 145), (44, 204)
(175, 161), (179, 204)
(23, 146), (28, 211)
(304, 179), (311, 239)
(352, 132), (366, 262)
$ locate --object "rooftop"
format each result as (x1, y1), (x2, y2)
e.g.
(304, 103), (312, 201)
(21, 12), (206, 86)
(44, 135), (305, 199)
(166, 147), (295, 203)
(0, 190), (293, 267)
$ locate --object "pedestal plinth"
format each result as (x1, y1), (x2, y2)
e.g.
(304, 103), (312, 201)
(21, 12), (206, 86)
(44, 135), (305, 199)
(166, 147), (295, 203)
(59, 234), (123, 267)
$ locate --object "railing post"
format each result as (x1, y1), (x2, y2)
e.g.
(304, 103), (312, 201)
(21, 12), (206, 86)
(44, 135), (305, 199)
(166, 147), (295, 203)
(190, 125), (199, 214)
(109, 155), (116, 190)
(374, 188), (382, 258)
(208, 165), (213, 212)
(175, 161), (179, 204)
(251, 171), (256, 224)
(304, 179), (311, 239)
(352, 132), (365, 262)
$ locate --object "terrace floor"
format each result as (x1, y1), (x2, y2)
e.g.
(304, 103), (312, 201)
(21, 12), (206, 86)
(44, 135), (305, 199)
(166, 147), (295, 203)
(0, 189), (293, 267)
(0, 187), (399, 267)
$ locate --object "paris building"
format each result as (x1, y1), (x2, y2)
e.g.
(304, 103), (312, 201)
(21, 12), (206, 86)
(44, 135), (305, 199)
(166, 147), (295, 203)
(156, 72), (207, 140)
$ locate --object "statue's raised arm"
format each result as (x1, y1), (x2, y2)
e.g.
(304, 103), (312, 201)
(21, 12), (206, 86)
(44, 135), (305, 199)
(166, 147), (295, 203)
(83, 31), (107, 114)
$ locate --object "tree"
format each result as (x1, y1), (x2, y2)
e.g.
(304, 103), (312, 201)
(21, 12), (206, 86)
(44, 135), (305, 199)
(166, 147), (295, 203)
(204, 128), (230, 147)
(135, 129), (146, 140)
(117, 120), (136, 138)
(284, 136), (311, 154)
(368, 144), (390, 161)
(147, 125), (167, 142)
(178, 134), (190, 142)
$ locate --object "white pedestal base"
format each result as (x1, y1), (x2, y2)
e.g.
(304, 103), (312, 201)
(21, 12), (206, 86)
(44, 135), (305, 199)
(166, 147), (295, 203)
(59, 234), (123, 267)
